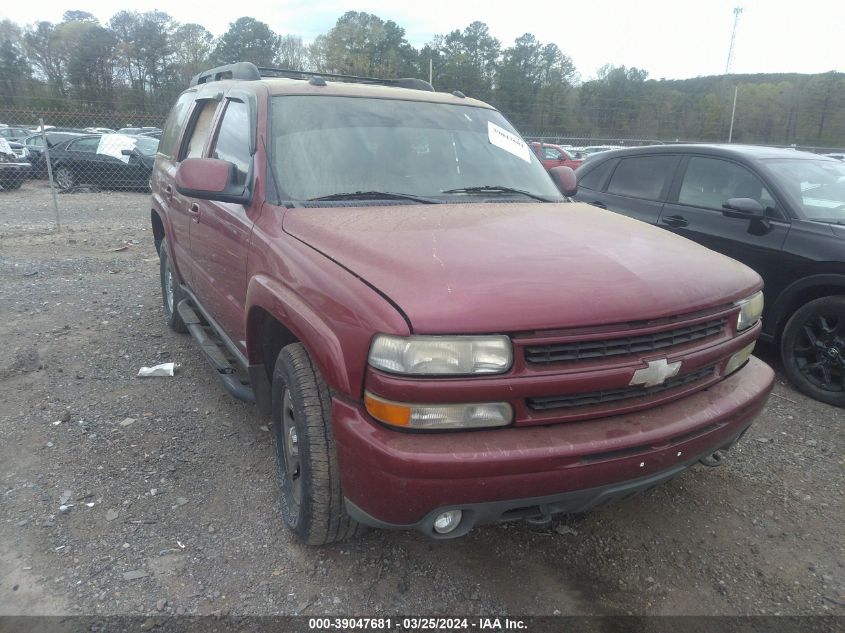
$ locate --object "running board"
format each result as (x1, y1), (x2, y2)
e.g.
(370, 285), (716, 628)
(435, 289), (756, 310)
(176, 299), (256, 404)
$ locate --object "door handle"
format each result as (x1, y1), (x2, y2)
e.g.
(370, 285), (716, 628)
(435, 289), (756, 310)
(661, 214), (689, 228)
(188, 203), (201, 223)
(589, 201), (607, 209)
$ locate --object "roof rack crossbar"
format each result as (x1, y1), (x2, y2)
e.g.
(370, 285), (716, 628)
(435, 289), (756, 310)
(190, 62), (261, 87)
(256, 67), (434, 91)
(190, 62), (435, 92)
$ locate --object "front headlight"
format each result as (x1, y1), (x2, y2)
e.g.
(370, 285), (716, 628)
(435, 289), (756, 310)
(368, 334), (512, 376)
(365, 392), (513, 430)
(735, 291), (764, 331)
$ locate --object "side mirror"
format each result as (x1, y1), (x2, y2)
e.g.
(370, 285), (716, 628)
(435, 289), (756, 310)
(549, 165), (577, 197)
(722, 197), (765, 219)
(175, 157), (251, 205)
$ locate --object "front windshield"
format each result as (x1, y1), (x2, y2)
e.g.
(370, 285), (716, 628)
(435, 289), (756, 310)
(270, 95), (562, 202)
(765, 158), (845, 221)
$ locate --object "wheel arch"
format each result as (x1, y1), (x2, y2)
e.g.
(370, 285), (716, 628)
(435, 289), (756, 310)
(245, 274), (362, 398)
(768, 273), (845, 339)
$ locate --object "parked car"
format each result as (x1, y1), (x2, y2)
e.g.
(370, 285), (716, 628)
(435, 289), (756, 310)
(150, 62), (772, 544)
(0, 138), (30, 190)
(574, 144), (845, 406)
(24, 131), (90, 177)
(824, 152), (844, 161)
(48, 133), (159, 190)
(529, 142), (583, 171)
(86, 127), (116, 134)
(0, 126), (34, 143)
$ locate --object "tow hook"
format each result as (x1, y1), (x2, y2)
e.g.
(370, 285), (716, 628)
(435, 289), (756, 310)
(699, 450), (725, 468)
(524, 505), (553, 526)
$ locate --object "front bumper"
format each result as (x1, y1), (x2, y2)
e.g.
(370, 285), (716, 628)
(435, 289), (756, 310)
(332, 356), (774, 537)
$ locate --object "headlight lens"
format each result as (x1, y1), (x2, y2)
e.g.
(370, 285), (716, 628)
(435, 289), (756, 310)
(365, 392), (513, 430)
(735, 291), (764, 331)
(725, 342), (756, 376)
(368, 334), (512, 376)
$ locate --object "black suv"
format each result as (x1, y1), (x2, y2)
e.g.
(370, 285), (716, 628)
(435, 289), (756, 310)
(573, 144), (845, 406)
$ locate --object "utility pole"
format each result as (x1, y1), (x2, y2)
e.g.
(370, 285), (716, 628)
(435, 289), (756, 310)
(429, 58), (433, 86)
(728, 85), (739, 143)
(725, 5), (743, 74)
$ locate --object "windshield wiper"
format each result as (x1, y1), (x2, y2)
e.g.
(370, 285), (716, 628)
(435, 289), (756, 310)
(307, 191), (440, 204)
(441, 185), (555, 202)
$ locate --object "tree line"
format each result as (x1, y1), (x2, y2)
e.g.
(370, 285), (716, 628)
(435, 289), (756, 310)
(1, 10), (843, 147)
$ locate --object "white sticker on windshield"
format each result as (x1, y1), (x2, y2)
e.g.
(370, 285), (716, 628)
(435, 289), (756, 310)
(487, 121), (530, 163)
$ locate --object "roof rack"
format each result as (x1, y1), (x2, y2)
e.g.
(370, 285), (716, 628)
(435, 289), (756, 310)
(190, 61), (434, 92)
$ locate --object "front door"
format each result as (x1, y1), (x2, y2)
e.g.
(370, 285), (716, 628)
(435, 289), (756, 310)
(659, 155), (792, 301)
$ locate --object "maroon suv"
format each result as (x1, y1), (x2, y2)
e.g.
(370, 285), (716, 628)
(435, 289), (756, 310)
(150, 62), (773, 543)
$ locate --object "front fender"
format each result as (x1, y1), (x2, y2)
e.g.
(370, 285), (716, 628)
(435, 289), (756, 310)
(245, 269), (409, 398)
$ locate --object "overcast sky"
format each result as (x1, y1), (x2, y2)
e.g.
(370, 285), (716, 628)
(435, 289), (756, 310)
(2, 0), (842, 80)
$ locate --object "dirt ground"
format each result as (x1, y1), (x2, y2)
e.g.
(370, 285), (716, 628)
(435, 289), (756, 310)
(1, 181), (843, 618)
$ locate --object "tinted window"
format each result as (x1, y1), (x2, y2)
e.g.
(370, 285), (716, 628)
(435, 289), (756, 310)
(606, 155), (676, 200)
(68, 137), (100, 153)
(211, 100), (251, 186)
(159, 91), (194, 158)
(679, 157), (776, 211)
(578, 158), (616, 191)
(182, 100), (218, 160)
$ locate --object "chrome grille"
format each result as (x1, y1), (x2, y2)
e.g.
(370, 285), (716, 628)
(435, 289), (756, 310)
(526, 365), (716, 411)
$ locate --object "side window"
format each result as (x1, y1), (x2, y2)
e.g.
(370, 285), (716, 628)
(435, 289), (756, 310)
(158, 91), (195, 159)
(27, 136), (44, 148)
(181, 100), (219, 160)
(578, 159), (616, 191)
(543, 148), (563, 160)
(211, 99), (251, 186)
(606, 156), (676, 200)
(68, 137), (100, 153)
(679, 157), (777, 211)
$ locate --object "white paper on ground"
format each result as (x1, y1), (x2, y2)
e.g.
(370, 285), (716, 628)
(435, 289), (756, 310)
(137, 362), (176, 377)
(487, 121), (531, 163)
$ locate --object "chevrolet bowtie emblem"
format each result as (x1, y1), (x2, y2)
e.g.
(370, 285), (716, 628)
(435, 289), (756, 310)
(629, 358), (682, 387)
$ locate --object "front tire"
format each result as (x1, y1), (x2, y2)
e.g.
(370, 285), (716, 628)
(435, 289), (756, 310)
(781, 295), (845, 407)
(271, 342), (365, 545)
(158, 237), (187, 333)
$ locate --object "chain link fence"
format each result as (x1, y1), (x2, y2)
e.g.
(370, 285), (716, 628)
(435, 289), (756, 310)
(1, 106), (167, 230)
(3, 105), (844, 231)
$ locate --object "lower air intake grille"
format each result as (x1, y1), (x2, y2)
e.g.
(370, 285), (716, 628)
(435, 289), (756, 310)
(527, 365), (716, 411)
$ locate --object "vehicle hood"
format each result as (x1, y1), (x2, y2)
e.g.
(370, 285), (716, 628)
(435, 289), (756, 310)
(283, 202), (762, 334)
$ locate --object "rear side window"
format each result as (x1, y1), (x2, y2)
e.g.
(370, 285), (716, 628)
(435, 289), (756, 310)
(606, 155), (676, 200)
(68, 137), (100, 153)
(158, 91), (195, 159)
(211, 100), (251, 186)
(182, 100), (218, 160)
(578, 159), (616, 191)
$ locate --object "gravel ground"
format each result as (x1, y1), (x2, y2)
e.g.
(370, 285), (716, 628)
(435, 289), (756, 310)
(1, 180), (843, 618)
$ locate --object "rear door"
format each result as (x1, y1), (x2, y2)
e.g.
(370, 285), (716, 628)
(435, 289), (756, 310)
(164, 96), (219, 288)
(659, 154), (790, 293)
(584, 154), (681, 224)
(61, 137), (101, 182)
(188, 96), (257, 347)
